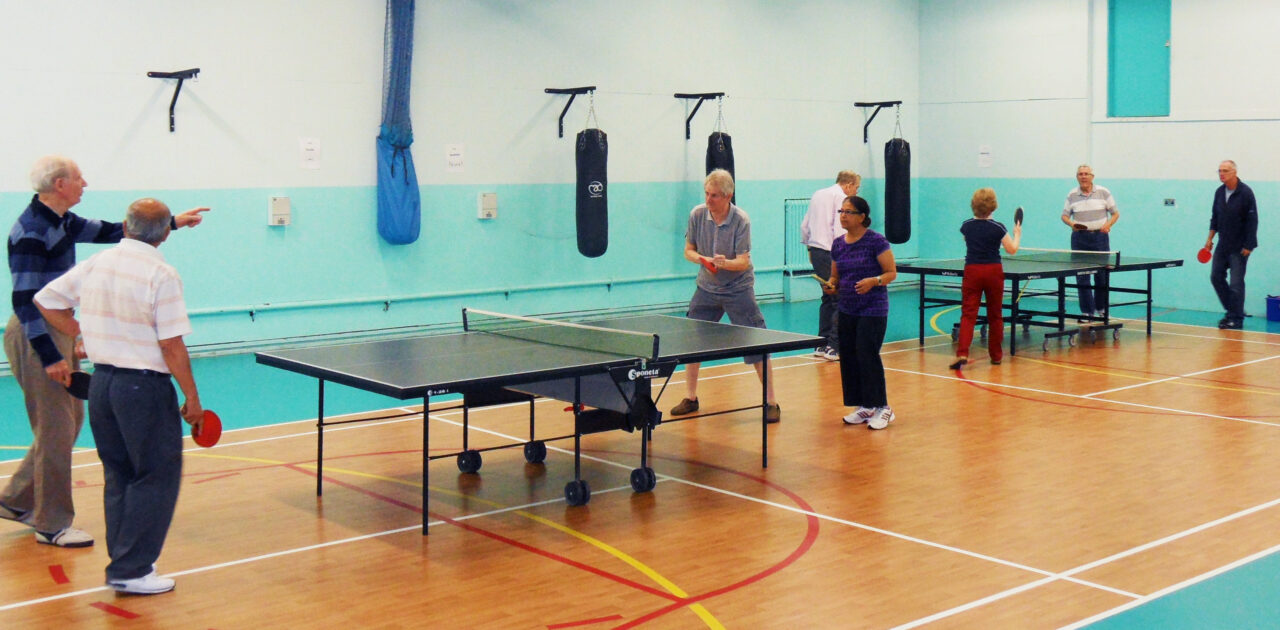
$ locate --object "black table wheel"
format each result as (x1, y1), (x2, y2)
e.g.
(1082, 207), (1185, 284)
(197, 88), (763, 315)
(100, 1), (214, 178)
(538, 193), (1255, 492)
(564, 479), (591, 506)
(457, 450), (482, 474)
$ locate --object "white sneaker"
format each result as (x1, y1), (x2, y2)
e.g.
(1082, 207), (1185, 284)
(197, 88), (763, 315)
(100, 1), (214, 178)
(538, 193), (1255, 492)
(34, 526), (94, 548)
(868, 407), (895, 430)
(823, 347), (840, 361)
(108, 569), (175, 595)
(842, 407), (875, 425)
(812, 346), (828, 358)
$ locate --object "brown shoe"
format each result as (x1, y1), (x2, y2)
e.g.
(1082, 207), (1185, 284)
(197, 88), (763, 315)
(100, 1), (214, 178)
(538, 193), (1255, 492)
(670, 397), (699, 415)
(765, 403), (781, 424)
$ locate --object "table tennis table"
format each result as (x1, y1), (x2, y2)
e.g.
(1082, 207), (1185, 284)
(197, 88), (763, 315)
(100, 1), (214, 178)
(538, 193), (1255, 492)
(254, 309), (820, 532)
(897, 252), (1182, 354)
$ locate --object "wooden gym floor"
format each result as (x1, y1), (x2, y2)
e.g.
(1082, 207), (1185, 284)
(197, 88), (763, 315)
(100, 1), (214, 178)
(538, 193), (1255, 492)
(2, 318), (1279, 628)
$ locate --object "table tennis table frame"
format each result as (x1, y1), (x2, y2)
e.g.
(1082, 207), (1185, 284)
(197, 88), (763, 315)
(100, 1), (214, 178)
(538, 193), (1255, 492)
(258, 321), (818, 534)
(899, 258), (1182, 355)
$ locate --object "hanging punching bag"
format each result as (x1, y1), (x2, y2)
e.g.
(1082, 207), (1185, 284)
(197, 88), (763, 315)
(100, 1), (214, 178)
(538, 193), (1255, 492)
(884, 138), (911, 244)
(575, 128), (608, 258)
(706, 131), (735, 203)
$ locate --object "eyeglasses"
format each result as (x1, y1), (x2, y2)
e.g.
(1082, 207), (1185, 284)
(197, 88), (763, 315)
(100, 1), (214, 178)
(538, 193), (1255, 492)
(838, 210), (863, 215)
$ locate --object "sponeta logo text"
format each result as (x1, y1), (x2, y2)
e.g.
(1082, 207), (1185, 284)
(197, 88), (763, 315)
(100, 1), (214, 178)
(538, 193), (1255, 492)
(627, 367), (662, 380)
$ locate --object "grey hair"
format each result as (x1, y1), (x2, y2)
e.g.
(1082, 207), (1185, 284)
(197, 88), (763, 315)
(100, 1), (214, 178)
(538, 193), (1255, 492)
(1221, 160), (1237, 170)
(704, 169), (735, 197)
(125, 199), (172, 245)
(1076, 164), (1093, 175)
(29, 155), (77, 193)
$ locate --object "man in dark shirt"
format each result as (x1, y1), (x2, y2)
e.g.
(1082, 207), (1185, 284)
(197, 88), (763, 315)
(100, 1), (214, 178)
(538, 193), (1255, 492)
(1204, 160), (1258, 330)
(0, 156), (207, 547)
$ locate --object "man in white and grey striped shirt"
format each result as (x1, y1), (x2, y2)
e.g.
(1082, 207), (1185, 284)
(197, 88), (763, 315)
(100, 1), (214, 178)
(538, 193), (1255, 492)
(1061, 164), (1119, 318)
(35, 198), (202, 596)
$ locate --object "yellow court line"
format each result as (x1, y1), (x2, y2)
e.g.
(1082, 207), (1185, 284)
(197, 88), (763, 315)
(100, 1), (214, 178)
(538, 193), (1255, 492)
(928, 306), (961, 336)
(189, 452), (723, 628)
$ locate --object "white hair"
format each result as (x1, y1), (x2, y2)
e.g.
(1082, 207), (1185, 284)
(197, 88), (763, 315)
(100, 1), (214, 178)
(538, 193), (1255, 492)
(29, 155), (77, 193)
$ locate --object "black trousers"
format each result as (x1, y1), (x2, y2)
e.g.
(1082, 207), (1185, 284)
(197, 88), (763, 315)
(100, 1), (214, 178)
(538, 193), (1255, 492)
(808, 246), (838, 347)
(88, 366), (183, 581)
(1210, 248), (1249, 320)
(837, 312), (888, 408)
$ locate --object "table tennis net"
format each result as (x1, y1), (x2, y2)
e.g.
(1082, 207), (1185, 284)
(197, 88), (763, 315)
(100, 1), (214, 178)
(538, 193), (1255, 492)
(463, 309), (659, 361)
(1012, 248), (1120, 267)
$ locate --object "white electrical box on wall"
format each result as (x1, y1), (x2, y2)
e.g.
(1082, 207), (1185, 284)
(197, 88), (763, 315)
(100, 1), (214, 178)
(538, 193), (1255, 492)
(478, 192), (497, 219)
(269, 196), (291, 226)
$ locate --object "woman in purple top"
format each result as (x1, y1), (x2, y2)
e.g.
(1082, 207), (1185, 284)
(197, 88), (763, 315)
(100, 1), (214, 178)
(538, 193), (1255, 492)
(822, 196), (898, 430)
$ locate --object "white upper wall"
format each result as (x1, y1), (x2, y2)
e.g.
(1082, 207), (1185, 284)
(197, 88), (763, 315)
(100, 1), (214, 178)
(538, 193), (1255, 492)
(0, 0), (382, 192)
(0, 0), (920, 193)
(918, 0), (1089, 178)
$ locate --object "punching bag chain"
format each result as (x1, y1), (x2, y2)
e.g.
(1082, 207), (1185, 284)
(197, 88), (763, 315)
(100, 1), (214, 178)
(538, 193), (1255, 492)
(893, 104), (903, 139)
(584, 91), (599, 130)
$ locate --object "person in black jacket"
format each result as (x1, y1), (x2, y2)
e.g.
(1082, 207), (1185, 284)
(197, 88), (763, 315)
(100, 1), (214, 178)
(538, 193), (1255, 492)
(1204, 160), (1259, 330)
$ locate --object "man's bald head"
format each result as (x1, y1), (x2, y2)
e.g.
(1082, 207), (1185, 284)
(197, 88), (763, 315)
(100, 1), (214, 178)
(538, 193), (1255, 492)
(125, 198), (172, 245)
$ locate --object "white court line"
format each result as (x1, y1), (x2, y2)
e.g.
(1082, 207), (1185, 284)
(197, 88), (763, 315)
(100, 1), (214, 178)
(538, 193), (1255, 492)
(1085, 352), (1280, 398)
(884, 366), (1280, 428)
(1061, 540), (1280, 629)
(892, 493), (1280, 628)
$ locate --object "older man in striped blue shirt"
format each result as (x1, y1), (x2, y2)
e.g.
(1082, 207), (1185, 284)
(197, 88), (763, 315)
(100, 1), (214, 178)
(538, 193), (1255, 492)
(0, 156), (206, 549)
(1061, 164), (1120, 320)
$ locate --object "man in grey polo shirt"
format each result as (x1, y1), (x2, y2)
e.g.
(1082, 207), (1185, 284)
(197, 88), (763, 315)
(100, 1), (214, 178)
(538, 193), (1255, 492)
(669, 169), (780, 423)
(1061, 164), (1119, 319)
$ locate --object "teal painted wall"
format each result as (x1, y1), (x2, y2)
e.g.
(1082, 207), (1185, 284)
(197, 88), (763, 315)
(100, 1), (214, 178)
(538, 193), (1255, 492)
(1, 177), (913, 349)
(1108, 0), (1172, 117)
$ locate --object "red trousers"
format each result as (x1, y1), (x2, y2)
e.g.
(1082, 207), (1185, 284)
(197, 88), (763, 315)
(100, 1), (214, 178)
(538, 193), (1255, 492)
(957, 263), (1004, 362)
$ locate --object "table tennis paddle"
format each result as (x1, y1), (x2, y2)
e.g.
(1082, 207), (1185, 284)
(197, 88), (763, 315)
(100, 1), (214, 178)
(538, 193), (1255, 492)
(65, 371), (91, 400)
(809, 274), (835, 291)
(1197, 246), (1212, 263)
(699, 257), (719, 274)
(1073, 223), (1089, 231)
(1013, 206), (1023, 226)
(193, 409), (222, 448)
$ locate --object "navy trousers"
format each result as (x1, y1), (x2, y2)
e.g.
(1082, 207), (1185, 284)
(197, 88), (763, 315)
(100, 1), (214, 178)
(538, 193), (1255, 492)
(88, 366), (183, 581)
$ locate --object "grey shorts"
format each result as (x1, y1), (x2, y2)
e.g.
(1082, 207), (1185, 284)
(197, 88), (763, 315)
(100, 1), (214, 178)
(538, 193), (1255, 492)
(686, 286), (767, 364)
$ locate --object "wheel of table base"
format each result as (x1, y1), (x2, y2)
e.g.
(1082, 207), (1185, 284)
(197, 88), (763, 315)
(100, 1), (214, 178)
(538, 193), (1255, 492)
(630, 467), (657, 493)
(564, 479), (591, 506)
(1113, 328), (1122, 341)
(523, 440), (547, 464)
(979, 324), (987, 340)
(1042, 339), (1050, 352)
(1068, 333), (1076, 347)
(457, 450), (482, 474)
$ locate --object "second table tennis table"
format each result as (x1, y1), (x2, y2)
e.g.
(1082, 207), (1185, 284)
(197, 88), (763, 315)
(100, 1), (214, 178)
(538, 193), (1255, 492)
(897, 251), (1183, 354)
(255, 309), (821, 531)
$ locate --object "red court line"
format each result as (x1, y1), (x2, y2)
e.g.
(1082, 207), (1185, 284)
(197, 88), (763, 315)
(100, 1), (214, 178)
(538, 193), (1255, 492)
(90, 602), (140, 619)
(547, 614), (625, 628)
(614, 459), (822, 628)
(192, 472), (241, 484)
(47, 564), (69, 584)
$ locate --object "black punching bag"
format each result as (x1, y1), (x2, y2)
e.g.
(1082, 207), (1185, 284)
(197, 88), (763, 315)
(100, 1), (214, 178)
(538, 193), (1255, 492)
(706, 131), (735, 203)
(575, 128), (608, 258)
(884, 138), (911, 244)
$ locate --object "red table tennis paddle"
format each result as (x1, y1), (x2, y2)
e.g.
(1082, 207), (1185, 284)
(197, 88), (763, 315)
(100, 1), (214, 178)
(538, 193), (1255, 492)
(65, 371), (91, 400)
(1072, 223), (1089, 231)
(699, 257), (719, 274)
(1197, 247), (1212, 264)
(193, 409), (222, 448)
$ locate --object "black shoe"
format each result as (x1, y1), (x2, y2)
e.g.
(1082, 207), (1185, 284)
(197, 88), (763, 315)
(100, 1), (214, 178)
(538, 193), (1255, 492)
(948, 358), (968, 370)
(1219, 319), (1243, 330)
